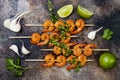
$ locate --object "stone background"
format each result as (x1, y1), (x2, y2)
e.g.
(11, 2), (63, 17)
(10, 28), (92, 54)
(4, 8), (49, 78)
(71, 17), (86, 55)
(0, 0), (120, 80)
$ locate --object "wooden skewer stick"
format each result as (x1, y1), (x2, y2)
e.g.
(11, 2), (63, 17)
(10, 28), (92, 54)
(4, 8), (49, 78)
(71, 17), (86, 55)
(9, 35), (79, 39)
(25, 24), (95, 27)
(40, 49), (109, 51)
(25, 59), (94, 62)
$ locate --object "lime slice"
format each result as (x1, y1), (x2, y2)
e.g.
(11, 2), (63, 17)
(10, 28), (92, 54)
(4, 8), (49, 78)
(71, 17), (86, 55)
(57, 5), (73, 18)
(77, 5), (93, 19)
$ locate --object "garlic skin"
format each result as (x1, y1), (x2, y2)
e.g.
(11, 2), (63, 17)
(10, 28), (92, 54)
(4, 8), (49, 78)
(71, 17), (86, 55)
(9, 45), (22, 57)
(20, 40), (30, 55)
(87, 27), (103, 40)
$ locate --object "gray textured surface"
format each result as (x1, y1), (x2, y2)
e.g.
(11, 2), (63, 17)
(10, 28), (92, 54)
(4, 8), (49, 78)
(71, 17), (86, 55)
(0, 0), (120, 80)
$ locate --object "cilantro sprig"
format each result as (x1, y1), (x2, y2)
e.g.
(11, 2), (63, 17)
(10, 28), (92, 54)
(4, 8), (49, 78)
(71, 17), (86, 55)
(102, 29), (113, 40)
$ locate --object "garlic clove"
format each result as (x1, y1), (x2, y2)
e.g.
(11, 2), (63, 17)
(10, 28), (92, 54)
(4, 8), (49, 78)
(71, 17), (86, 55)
(9, 45), (22, 57)
(9, 19), (21, 32)
(21, 45), (30, 55)
(87, 31), (96, 40)
(20, 40), (30, 55)
(87, 27), (103, 40)
(3, 19), (11, 29)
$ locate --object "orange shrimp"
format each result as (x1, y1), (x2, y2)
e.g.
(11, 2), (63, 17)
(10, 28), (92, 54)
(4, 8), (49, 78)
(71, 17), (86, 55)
(54, 20), (64, 31)
(55, 55), (66, 67)
(66, 20), (75, 32)
(66, 55), (78, 70)
(37, 33), (49, 46)
(49, 32), (59, 47)
(71, 19), (85, 34)
(78, 54), (87, 66)
(30, 32), (41, 44)
(67, 55), (77, 63)
(66, 42), (77, 47)
(43, 54), (55, 67)
(53, 46), (61, 55)
(61, 32), (71, 44)
(84, 44), (97, 56)
(73, 43), (86, 56)
(42, 20), (54, 32)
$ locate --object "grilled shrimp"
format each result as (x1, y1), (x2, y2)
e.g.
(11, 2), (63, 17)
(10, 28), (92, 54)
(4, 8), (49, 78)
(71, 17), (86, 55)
(55, 55), (66, 67)
(66, 55), (78, 70)
(78, 54), (87, 66)
(30, 32), (41, 44)
(71, 19), (85, 34)
(54, 20), (64, 31)
(37, 33), (49, 46)
(53, 46), (61, 55)
(42, 20), (54, 32)
(66, 20), (75, 32)
(61, 32), (71, 44)
(73, 43), (86, 56)
(49, 32), (59, 47)
(84, 44), (97, 56)
(43, 54), (55, 67)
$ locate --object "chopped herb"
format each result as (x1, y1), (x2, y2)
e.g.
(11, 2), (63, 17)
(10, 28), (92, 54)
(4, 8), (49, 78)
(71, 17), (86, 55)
(59, 43), (67, 49)
(68, 57), (77, 65)
(48, 0), (58, 23)
(49, 37), (59, 46)
(102, 29), (113, 40)
(74, 62), (82, 72)
(64, 49), (72, 56)
(6, 57), (29, 77)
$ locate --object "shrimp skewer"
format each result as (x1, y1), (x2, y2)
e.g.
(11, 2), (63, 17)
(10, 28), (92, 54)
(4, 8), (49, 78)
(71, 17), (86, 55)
(9, 35), (80, 38)
(25, 59), (94, 62)
(25, 23), (95, 27)
(40, 48), (109, 51)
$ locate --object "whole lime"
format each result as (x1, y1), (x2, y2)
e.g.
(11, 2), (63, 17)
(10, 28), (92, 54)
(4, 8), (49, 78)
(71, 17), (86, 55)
(99, 52), (117, 69)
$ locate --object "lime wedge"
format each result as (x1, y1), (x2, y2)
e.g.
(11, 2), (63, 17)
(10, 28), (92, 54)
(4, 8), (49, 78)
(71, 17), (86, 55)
(77, 5), (93, 19)
(57, 5), (73, 18)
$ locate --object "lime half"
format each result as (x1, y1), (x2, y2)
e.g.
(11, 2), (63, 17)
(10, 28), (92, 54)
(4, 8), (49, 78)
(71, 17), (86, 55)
(77, 5), (93, 19)
(57, 5), (73, 18)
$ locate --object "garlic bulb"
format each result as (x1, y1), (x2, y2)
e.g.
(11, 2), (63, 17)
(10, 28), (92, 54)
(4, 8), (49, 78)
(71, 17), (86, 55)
(9, 45), (23, 57)
(87, 27), (103, 40)
(20, 40), (30, 55)
(4, 11), (30, 32)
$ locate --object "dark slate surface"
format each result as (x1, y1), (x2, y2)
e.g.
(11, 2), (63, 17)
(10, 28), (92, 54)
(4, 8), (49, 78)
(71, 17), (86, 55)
(0, 0), (120, 80)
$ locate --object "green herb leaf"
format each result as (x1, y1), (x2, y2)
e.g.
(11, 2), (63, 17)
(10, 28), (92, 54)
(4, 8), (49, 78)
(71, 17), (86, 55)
(102, 29), (113, 40)
(6, 57), (29, 77)
(49, 37), (59, 46)
(59, 43), (67, 49)
(48, 0), (58, 23)
(74, 62), (82, 72)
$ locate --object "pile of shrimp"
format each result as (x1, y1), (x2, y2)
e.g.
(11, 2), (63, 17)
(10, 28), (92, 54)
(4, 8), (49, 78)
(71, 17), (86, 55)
(30, 19), (97, 71)
(30, 19), (86, 46)
(42, 19), (85, 34)
(43, 43), (97, 71)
